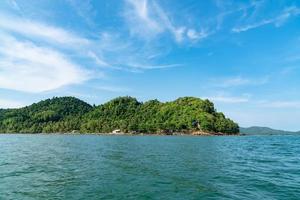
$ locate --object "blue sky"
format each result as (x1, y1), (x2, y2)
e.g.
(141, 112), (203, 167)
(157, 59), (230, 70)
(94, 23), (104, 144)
(0, 0), (300, 130)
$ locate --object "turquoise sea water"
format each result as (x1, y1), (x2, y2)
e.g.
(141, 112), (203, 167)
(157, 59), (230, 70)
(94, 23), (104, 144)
(0, 135), (299, 200)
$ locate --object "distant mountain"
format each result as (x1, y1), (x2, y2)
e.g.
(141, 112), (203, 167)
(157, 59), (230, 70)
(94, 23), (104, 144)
(240, 126), (300, 135)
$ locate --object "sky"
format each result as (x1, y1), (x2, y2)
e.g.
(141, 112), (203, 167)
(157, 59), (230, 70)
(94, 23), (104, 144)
(0, 0), (300, 131)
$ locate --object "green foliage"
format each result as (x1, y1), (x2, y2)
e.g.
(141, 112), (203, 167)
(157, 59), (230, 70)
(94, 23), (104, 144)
(0, 96), (239, 135)
(81, 96), (239, 134)
(0, 97), (92, 133)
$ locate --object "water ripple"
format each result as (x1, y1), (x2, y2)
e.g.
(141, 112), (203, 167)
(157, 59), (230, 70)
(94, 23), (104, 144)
(0, 134), (299, 199)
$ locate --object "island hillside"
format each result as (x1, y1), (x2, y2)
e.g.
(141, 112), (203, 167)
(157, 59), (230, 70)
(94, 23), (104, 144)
(0, 96), (239, 135)
(240, 126), (300, 135)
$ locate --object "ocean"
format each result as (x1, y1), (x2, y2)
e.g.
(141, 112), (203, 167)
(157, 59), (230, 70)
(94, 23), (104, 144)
(0, 134), (299, 199)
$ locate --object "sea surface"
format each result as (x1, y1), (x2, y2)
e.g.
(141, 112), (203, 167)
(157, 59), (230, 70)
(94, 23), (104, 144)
(0, 134), (299, 200)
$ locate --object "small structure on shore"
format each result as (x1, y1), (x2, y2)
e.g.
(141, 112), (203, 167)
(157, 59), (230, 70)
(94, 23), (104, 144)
(111, 129), (122, 134)
(71, 130), (79, 134)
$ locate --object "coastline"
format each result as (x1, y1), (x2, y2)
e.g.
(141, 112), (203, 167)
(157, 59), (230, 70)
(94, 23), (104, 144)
(0, 131), (240, 136)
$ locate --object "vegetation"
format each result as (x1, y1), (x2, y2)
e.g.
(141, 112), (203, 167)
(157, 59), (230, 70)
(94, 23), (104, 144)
(240, 126), (300, 135)
(0, 97), (92, 133)
(0, 96), (239, 135)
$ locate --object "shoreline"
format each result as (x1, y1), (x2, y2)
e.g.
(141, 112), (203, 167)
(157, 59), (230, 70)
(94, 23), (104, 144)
(0, 132), (240, 136)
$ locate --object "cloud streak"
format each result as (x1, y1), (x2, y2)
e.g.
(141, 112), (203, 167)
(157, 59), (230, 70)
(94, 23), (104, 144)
(94, 86), (131, 93)
(205, 95), (249, 103)
(0, 34), (89, 93)
(0, 14), (89, 46)
(0, 12), (181, 94)
(232, 6), (300, 33)
(124, 0), (209, 43)
(213, 76), (269, 88)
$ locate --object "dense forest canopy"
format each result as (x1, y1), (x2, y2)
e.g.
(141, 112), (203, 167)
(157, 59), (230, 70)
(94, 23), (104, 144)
(0, 96), (239, 134)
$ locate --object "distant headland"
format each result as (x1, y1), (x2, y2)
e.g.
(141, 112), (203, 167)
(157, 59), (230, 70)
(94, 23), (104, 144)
(240, 126), (300, 135)
(0, 96), (239, 135)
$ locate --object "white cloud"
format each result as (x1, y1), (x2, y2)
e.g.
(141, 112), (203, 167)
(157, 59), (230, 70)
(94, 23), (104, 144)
(0, 11), (181, 95)
(124, 0), (163, 38)
(232, 6), (300, 33)
(151, 1), (186, 42)
(215, 76), (269, 88)
(124, 0), (208, 43)
(87, 51), (111, 67)
(186, 29), (209, 40)
(95, 86), (131, 93)
(206, 95), (249, 103)
(220, 77), (251, 87)
(87, 32), (181, 72)
(0, 35), (89, 93)
(127, 63), (181, 70)
(187, 29), (201, 40)
(0, 14), (89, 46)
(232, 19), (272, 33)
(0, 14), (120, 71)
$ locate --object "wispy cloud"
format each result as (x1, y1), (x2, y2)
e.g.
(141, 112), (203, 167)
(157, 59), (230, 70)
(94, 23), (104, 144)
(94, 86), (131, 93)
(124, 0), (210, 43)
(127, 63), (181, 70)
(232, 6), (300, 33)
(220, 77), (251, 87)
(0, 14), (89, 46)
(124, 0), (163, 38)
(212, 0), (263, 31)
(213, 76), (269, 88)
(0, 12), (180, 94)
(87, 31), (181, 72)
(87, 51), (111, 68)
(152, 0), (186, 42)
(6, 0), (20, 10)
(0, 34), (89, 93)
(205, 95), (249, 103)
(186, 29), (209, 41)
(0, 1), (182, 74)
(66, 0), (96, 27)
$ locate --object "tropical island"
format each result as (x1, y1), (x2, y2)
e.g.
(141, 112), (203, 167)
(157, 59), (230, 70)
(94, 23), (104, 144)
(0, 96), (239, 135)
